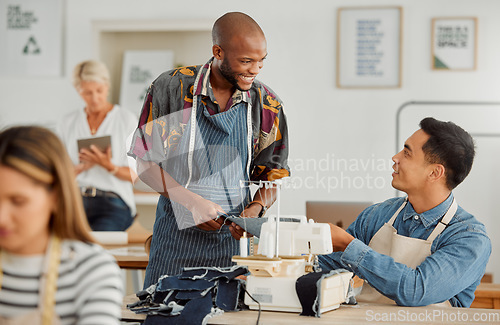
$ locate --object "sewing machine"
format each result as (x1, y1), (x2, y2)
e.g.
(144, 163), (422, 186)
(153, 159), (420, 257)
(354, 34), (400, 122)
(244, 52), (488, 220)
(232, 215), (353, 313)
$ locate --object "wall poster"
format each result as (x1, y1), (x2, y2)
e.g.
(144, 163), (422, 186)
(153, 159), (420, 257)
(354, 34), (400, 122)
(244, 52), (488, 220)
(0, 0), (62, 76)
(337, 6), (402, 88)
(119, 50), (174, 115)
(432, 17), (477, 70)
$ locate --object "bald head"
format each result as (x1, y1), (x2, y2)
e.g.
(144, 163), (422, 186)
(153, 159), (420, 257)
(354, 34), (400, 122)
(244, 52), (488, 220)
(212, 12), (265, 48)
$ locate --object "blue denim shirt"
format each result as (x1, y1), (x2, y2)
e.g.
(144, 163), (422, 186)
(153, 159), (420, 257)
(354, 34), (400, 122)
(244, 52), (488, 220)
(318, 194), (491, 307)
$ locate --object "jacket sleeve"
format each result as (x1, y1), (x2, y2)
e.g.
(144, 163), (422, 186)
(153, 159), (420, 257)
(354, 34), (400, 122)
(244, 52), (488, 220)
(250, 83), (290, 181)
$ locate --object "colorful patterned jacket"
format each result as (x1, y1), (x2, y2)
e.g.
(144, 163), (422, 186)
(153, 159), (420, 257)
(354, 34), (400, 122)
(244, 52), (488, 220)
(128, 58), (290, 182)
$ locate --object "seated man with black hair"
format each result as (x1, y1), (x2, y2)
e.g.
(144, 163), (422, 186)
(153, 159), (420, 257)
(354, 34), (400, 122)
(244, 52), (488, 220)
(319, 117), (491, 307)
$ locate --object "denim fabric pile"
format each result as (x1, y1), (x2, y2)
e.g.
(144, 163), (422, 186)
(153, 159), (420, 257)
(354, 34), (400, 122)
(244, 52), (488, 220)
(128, 265), (248, 325)
(295, 269), (356, 317)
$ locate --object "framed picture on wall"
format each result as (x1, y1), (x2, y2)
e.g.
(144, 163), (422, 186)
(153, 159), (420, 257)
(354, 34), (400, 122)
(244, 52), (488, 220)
(119, 50), (174, 115)
(336, 6), (402, 88)
(0, 0), (63, 76)
(431, 17), (477, 70)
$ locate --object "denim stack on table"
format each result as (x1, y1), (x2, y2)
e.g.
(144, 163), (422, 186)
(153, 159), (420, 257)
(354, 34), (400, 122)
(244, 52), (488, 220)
(295, 269), (356, 318)
(128, 265), (248, 325)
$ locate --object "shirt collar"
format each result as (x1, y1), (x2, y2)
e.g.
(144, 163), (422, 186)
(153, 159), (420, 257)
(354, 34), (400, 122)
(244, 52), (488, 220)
(195, 57), (248, 106)
(402, 193), (455, 227)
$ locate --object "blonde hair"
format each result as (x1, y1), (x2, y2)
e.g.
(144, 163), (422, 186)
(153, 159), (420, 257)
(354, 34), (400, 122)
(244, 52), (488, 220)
(0, 126), (95, 243)
(72, 60), (111, 90)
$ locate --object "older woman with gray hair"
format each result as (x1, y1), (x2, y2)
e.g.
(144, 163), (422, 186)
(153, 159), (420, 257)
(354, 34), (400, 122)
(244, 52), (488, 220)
(57, 59), (138, 231)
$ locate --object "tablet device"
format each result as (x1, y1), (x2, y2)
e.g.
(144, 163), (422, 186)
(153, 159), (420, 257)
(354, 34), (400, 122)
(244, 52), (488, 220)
(77, 135), (112, 155)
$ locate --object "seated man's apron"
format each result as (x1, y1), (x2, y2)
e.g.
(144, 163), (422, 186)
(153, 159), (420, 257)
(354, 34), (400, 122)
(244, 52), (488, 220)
(144, 69), (253, 286)
(0, 235), (62, 325)
(356, 197), (457, 306)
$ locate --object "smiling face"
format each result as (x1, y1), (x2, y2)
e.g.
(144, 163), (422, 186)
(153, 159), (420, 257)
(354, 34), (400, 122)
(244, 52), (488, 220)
(0, 165), (55, 255)
(391, 129), (434, 195)
(215, 34), (267, 91)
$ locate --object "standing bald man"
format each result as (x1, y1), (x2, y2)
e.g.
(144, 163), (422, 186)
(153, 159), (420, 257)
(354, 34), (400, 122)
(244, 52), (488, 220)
(128, 12), (290, 287)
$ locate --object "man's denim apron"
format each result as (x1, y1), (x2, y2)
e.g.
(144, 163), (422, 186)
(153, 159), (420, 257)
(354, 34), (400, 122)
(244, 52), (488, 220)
(144, 76), (252, 287)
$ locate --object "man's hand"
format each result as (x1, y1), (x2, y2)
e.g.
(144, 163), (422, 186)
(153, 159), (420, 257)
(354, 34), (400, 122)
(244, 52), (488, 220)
(228, 203), (261, 240)
(329, 223), (355, 252)
(188, 196), (226, 231)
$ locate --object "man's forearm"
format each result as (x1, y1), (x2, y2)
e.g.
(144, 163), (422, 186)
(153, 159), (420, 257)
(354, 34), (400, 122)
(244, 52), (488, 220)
(248, 187), (276, 214)
(137, 158), (201, 209)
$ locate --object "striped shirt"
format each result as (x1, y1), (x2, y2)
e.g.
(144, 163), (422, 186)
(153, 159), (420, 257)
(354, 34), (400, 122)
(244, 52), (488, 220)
(0, 240), (123, 324)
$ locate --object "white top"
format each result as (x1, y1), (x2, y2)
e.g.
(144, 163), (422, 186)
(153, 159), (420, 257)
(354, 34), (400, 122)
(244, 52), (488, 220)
(57, 105), (137, 216)
(0, 240), (123, 325)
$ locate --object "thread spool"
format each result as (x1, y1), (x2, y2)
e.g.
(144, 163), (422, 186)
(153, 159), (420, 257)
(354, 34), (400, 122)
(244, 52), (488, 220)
(240, 232), (248, 257)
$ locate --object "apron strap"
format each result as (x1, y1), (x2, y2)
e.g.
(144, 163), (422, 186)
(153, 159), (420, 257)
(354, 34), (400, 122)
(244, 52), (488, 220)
(388, 197), (408, 225)
(244, 92), (252, 179)
(186, 64), (253, 189)
(426, 198), (457, 242)
(185, 67), (205, 188)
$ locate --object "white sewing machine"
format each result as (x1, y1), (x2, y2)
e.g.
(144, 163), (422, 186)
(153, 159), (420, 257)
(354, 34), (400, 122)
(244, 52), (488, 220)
(232, 215), (353, 313)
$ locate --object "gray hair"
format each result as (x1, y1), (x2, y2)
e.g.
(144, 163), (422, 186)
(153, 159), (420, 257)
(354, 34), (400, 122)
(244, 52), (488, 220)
(72, 60), (110, 90)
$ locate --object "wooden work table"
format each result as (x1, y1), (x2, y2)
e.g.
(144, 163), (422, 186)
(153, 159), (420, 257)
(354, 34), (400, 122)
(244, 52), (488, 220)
(121, 294), (500, 324)
(471, 283), (500, 309)
(105, 243), (149, 269)
(102, 220), (151, 269)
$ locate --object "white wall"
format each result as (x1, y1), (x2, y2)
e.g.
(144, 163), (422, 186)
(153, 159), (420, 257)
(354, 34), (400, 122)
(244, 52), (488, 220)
(1, 0), (499, 277)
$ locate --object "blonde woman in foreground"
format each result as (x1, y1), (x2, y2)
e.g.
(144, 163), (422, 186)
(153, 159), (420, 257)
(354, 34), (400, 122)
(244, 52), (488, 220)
(0, 126), (123, 324)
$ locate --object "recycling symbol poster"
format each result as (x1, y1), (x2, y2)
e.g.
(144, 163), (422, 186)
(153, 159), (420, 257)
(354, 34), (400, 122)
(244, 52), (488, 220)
(0, 0), (62, 76)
